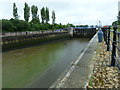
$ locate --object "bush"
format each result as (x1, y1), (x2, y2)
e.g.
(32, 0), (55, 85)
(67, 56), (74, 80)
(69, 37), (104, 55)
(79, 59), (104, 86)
(2, 19), (15, 32)
(10, 19), (31, 31)
(2, 19), (72, 32)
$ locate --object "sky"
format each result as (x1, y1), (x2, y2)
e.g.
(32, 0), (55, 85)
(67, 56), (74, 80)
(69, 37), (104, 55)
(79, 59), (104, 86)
(0, 0), (119, 26)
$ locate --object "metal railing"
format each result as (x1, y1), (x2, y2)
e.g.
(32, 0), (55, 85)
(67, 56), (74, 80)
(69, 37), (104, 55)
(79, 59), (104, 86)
(102, 26), (120, 69)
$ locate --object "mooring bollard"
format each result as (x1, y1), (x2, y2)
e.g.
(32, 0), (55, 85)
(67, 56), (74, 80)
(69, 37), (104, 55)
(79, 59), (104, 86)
(98, 29), (103, 42)
(70, 27), (74, 37)
(111, 26), (117, 66)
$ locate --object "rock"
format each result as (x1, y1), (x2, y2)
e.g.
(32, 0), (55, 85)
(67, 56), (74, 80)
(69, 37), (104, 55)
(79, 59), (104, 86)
(87, 42), (120, 88)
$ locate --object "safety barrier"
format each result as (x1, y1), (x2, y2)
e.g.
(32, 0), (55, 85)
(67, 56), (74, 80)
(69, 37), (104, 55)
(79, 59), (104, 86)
(102, 26), (120, 69)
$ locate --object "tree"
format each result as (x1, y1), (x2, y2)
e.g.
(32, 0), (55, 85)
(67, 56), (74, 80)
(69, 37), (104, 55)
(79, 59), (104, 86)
(24, 2), (30, 22)
(13, 3), (18, 19)
(118, 11), (120, 25)
(45, 7), (50, 24)
(31, 5), (40, 24)
(90, 25), (94, 28)
(66, 23), (75, 27)
(2, 19), (15, 32)
(40, 7), (46, 24)
(112, 21), (118, 26)
(52, 10), (56, 24)
(31, 5), (38, 19)
(10, 19), (31, 31)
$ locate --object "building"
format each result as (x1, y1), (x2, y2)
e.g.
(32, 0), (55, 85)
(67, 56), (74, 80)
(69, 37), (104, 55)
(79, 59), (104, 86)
(118, 1), (120, 12)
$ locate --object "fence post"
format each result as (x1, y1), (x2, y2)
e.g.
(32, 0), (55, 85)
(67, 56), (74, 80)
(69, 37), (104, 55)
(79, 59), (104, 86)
(107, 27), (110, 51)
(104, 28), (108, 45)
(118, 34), (120, 57)
(111, 26), (117, 66)
(102, 28), (106, 41)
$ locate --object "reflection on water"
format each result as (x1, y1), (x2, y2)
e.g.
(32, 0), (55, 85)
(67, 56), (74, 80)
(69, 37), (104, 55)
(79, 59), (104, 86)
(2, 38), (90, 88)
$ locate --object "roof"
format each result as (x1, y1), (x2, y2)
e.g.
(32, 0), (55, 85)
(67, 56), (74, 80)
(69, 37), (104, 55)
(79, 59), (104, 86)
(74, 27), (95, 29)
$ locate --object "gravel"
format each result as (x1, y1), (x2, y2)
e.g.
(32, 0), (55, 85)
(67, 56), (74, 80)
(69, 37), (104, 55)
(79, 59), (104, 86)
(87, 42), (120, 88)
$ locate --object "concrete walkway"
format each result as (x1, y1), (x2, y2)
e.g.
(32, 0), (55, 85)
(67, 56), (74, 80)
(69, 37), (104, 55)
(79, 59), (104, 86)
(50, 33), (98, 88)
(50, 32), (120, 89)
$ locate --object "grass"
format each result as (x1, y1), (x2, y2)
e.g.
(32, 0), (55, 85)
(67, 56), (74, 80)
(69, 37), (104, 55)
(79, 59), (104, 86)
(88, 75), (94, 87)
(118, 25), (120, 32)
(118, 29), (120, 32)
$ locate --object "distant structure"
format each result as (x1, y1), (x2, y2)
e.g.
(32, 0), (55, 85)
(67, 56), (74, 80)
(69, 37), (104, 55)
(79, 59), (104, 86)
(118, 1), (120, 22)
(118, 1), (120, 12)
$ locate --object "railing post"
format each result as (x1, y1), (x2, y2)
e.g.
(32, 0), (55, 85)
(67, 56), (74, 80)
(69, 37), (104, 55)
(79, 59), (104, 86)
(106, 28), (108, 45)
(103, 28), (108, 45)
(118, 34), (120, 57)
(111, 26), (117, 66)
(107, 27), (110, 51)
(102, 28), (106, 42)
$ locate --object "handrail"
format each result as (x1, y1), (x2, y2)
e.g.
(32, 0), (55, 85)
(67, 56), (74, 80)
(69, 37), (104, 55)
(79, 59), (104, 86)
(102, 27), (120, 69)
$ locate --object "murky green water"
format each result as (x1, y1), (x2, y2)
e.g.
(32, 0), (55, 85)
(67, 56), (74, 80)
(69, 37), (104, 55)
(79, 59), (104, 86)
(2, 38), (90, 88)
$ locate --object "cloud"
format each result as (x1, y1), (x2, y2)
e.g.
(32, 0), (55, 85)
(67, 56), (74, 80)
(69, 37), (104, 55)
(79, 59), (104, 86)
(0, 0), (119, 25)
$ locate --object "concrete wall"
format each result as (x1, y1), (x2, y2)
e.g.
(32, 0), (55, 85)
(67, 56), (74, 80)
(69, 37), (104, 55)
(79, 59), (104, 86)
(2, 29), (96, 51)
(2, 33), (69, 51)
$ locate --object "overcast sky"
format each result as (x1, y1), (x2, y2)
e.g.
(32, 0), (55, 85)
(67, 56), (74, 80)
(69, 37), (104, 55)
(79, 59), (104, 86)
(0, 0), (119, 26)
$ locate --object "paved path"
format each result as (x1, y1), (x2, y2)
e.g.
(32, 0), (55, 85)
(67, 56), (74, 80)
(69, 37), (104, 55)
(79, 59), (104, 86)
(50, 33), (98, 88)
(50, 33), (120, 89)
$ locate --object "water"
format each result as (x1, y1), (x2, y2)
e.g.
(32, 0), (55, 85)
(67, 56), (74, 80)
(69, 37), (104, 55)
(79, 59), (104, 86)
(2, 38), (90, 88)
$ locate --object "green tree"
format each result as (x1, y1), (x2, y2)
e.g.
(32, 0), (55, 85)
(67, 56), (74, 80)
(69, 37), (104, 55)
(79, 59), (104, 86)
(66, 23), (75, 27)
(45, 7), (50, 24)
(24, 2), (30, 22)
(52, 10), (56, 24)
(118, 11), (120, 25)
(90, 25), (94, 28)
(2, 19), (15, 32)
(112, 21), (118, 26)
(40, 7), (46, 24)
(10, 19), (31, 31)
(31, 5), (40, 24)
(13, 3), (18, 19)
